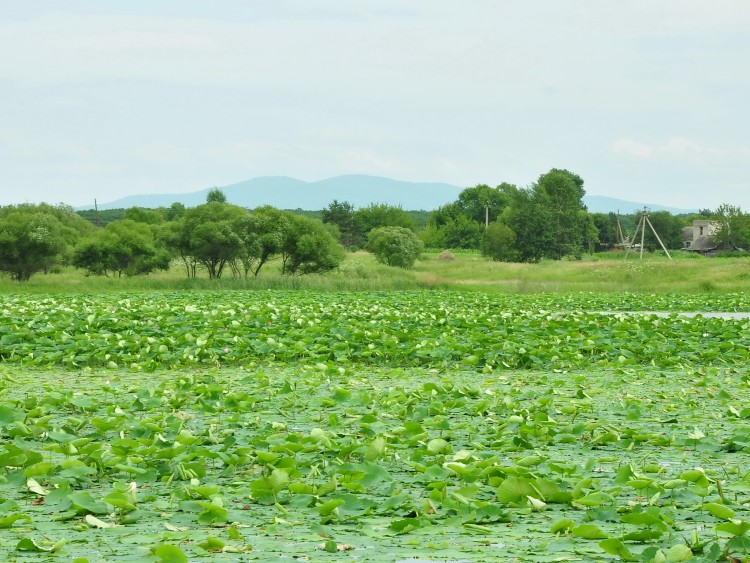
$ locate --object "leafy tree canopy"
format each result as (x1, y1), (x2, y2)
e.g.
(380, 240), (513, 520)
(73, 219), (170, 277)
(367, 226), (424, 269)
(355, 203), (416, 235)
(206, 188), (228, 204)
(281, 214), (345, 275)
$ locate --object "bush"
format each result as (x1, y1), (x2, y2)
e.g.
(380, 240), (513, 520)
(366, 226), (424, 269)
(480, 222), (517, 261)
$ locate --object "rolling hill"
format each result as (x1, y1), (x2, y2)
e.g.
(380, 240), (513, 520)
(86, 175), (696, 214)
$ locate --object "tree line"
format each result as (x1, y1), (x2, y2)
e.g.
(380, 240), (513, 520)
(321, 168), (750, 262)
(1, 169), (748, 281)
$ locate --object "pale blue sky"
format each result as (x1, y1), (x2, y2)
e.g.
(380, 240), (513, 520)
(1, 1), (749, 210)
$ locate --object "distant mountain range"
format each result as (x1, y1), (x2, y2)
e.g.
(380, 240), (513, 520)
(85, 174), (697, 215)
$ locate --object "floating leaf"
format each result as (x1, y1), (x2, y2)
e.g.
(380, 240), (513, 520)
(84, 514), (115, 529)
(152, 544), (188, 563)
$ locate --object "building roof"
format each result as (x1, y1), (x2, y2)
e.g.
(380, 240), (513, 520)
(688, 235), (718, 252)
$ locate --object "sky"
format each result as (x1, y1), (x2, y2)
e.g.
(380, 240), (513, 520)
(1, 0), (749, 210)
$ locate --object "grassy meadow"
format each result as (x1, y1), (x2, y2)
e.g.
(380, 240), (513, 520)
(1, 252), (750, 562)
(0, 250), (748, 294)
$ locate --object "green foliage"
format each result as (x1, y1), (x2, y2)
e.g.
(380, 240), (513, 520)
(0, 204), (92, 281)
(76, 208), (127, 227)
(1, 344), (750, 560)
(205, 188), (227, 204)
(231, 206), (289, 278)
(712, 204), (750, 250)
(354, 203), (416, 235)
(432, 214), (485, 250)
(322, 200), (363, 249)
(427, 183), (516, 250)
(123, 207), (166, 225)
(1, 291), (749, 370)
(161, 203), (247, 278)
(480, 221), (517, 261)
(533, 168), (588, 259)
(591, 212), (622, 250)
(367, 226), (424, 268)
(638, 211), (687, 251)
(73, 219), (171, 277)
(500, 188), (554, 262)
(281, 214), (346, 275)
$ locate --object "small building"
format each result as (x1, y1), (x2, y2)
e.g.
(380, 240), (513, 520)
(683, 220), (719, 254)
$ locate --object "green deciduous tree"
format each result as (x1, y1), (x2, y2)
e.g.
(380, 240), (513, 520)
(231, 206), (290, 277)
(73, 219), (170, 277)
(500, 188), (555, 262)
(367, 226), (424, 268)
(161, 202), (247, 278)
(0, 211), (67, 281)
(533, 168), (587, 259)
(590, 212), (621, 251)
(123, 206), (166, 225)
(0, 203), (93, 280)
(712, 204), (750, 251)
(206, 188), (227, 204)
(638, 211), (686, 251)
(435, 214), (485, 249)
(322, 200), (363, 249)
(354, 203), (416, 235)
(480, 222), (517, 261)
(281, 214), (345, 275)
(426, 183), (516, 250)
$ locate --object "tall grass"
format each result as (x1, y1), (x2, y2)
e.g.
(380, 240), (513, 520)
(1, 250), (748, 294)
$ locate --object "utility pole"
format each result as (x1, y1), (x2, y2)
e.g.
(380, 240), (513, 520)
(624, 207), (672, 260)
(94, 199), (100, 228)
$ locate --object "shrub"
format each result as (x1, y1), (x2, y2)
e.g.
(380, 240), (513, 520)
(367, 226), (424, 269)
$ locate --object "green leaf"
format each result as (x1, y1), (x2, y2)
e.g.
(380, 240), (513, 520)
(26, 478), (49, 496)
(572, 524), (608, 540)
(716, 520), (750, 537)
(704, 502), (735, 520)
(664, 544), (692, 561)
(69, 492), (110, 515)
(102, 491), (136, 512)
(16, 537), (51, 552)
(152, 544), (188, 563)
(0, 514), (32, 528)
(599, 538), (637, 561)
(550, 518), (575, 534)
(84, 514), (115, 528)
(317, 499), (344, 516)
(197, 537), (225, 552)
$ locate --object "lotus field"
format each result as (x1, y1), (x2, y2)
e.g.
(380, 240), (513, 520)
(1, 291), (750, 562)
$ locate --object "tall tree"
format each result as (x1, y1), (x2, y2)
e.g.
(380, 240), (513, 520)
(231, 206), (290, 277)
(711, 204), (750, 250)
(532, 169), (587, 259)
(206, 188), (227, 204)
(161, 202), (247, 278)
(322, 200), (363, 249)
(500, 188), (555, 262)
